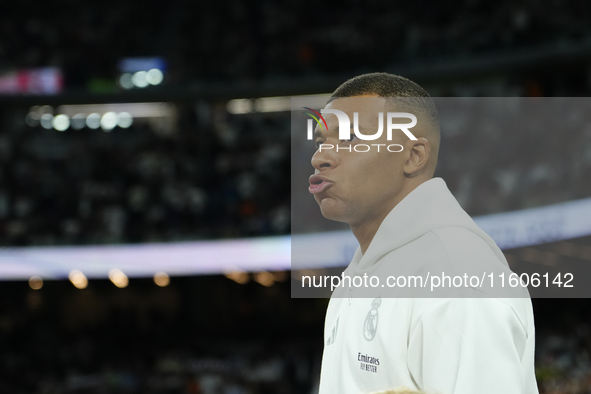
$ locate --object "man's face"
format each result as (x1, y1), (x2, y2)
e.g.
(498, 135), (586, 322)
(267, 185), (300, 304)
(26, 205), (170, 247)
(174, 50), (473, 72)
(309, 96), (410, 226)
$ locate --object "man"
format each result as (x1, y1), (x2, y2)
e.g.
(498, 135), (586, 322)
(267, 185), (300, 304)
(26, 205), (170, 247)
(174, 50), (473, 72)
(309, 73), (538, 394)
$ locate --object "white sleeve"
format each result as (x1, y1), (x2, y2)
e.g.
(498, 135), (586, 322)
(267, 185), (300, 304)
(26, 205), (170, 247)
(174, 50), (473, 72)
(406, 298), (538, 394)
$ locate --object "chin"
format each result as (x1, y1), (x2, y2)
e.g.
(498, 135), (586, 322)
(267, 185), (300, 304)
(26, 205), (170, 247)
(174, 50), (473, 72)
(318, 198), (349, 223)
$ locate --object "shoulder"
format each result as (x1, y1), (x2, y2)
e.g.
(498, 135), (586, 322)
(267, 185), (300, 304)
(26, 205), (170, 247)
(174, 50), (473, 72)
(412, 297), (534, 341)
(429, 227), (511, 282)
(382, 227), (504, 277)
(430, 227), (502, 265)
(388, 227), (500, 267)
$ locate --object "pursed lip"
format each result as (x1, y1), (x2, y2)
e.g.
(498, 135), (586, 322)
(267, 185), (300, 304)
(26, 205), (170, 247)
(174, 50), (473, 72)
(308, 174), (334, 194)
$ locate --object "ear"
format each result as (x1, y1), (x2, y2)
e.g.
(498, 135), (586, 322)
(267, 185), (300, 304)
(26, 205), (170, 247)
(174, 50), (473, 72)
(403, 138), (430, 177)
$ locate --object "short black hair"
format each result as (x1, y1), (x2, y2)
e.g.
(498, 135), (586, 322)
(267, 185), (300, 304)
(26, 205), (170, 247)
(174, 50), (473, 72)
(329, 72), (439, 135)
(331, 72), (431, 99)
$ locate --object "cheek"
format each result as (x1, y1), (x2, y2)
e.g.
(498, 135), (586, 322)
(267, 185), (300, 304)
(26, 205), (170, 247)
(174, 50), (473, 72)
(335, 155), (378, 194)
(348, 151), (403, 190)
(350, 150), (396, 175)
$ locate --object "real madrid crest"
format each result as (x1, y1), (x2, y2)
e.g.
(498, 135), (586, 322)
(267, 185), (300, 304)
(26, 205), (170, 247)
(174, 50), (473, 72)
(363, 297), (381, 341)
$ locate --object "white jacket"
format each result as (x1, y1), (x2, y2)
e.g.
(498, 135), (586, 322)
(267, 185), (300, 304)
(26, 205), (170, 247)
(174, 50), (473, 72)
(318, 178), (538, 394)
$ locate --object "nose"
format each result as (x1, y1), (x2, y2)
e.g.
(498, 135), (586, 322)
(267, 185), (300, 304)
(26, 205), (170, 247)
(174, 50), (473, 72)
(311, 145), (337, 171)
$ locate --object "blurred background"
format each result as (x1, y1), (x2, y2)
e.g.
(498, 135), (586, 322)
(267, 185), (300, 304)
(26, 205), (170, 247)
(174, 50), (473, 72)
(2, 0), (591, 393)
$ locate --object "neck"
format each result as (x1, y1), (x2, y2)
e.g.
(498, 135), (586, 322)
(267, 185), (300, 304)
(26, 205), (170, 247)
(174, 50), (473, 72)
(350, 218), (385, 255)
(350, 178), (427, 254)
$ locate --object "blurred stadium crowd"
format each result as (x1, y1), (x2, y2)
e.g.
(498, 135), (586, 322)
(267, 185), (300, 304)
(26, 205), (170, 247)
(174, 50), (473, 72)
(536, 327), (591, 394)
(2, 0), (591, 87)
(533, 298), (591, 394)
(0, 106), (290, 246)
(435, 98), (591, 215)
(3, 337), (321, 394)
(0, 277), (326, 394)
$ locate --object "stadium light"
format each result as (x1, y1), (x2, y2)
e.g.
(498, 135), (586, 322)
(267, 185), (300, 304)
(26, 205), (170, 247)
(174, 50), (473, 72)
(226, 94), (331, 114)
(69, 270), (88, 289)
(146, 69), (163, 85)
(25, 112), (40, 127)
(100, 112), (118, 131)
(226, 99), (253, 114)
(109, 268), (129, 288)
(56, 103), (173, 118)
(29, 276), (43, 290)
(118, 73), (134, 90)
(225, 270), (250, 284)
(153, 272), (170, 287)
(254, 271), (275, 287)
(86, 113), (101, 129)
(40, 114), (54, 129)
(131, 71), (148, 88)
(52, 114), (70, 131)
(117, 112), (133, 128)
(71, 114), (86, 130)
(253, 96), (291, 113)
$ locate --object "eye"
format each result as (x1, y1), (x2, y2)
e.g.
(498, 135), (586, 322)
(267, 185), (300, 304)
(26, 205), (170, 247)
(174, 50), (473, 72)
(341, 134), (357, 143)
(315, 140), (325, 150)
